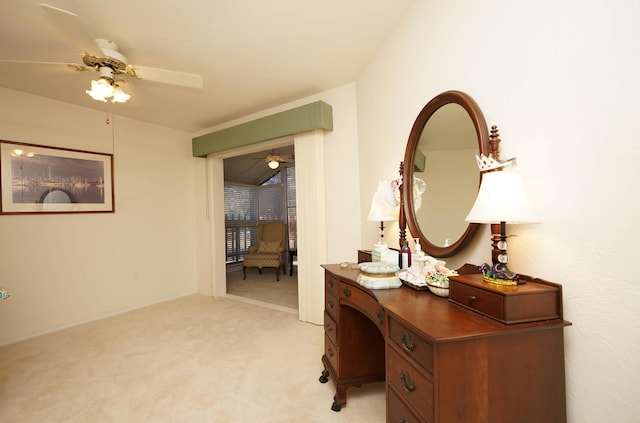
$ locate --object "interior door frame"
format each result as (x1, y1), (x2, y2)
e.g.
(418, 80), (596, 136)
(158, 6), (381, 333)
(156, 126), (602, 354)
(207, 131), (326, 324)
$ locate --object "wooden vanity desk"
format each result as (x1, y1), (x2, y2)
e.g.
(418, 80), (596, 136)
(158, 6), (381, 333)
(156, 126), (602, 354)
(319, 263), (570, 423)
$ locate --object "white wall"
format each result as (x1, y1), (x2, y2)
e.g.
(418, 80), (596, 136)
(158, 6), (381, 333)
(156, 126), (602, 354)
(356, 0), (640, 421)
(0, 88), (200, 344)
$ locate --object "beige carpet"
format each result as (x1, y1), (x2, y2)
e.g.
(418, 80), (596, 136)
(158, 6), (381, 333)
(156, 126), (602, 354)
(226, 267), (298, 311)
(0, 294), (385, 422)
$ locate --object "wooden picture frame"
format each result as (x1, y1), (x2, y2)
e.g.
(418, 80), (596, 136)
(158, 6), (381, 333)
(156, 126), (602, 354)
(0, 140), (114, 214)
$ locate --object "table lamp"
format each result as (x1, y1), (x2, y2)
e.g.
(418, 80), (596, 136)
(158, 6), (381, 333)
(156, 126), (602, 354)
(366, 195), (397, 252)
(465, 167), (539, 285)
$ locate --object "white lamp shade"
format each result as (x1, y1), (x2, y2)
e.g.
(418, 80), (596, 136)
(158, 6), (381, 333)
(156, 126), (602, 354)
(88, 78), (114, 99)
(367, 196), (397, 222)
(111, 86), (131, 103)
(465, 169), (539, 224)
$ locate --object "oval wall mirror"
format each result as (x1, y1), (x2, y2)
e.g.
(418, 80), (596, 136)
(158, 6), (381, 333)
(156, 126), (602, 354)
(400, 91), (489, 257)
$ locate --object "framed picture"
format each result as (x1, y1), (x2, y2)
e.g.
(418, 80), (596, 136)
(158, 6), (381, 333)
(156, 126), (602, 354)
(0, 140), (114, 214)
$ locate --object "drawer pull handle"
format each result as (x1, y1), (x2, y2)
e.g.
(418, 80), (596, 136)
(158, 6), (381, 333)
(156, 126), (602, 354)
(328, 348), (334, 357)
(399, 372), (416, 392)
(342, 287), (352, 298)
(400, 332), (416, 353)
(325, 324), (333, 332)
(468, 295), (476, 302)
(328, 279), (334, 288)
(327, 300), (335, 309)
(377, 309), (385, 326)
(400, 418), (410, 423)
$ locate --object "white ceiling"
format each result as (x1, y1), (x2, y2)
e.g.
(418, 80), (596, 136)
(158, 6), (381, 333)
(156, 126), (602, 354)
(0, 0), (414, 133)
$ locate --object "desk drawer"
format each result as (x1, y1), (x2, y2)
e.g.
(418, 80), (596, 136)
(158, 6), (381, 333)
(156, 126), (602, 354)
(450, 280), (505, 320)
(339, 281), (385, 329)
(389, 318), (434, 375)
(325, 272), (339, 296)
(324, 334), (338, 373)
(388, 345), (434, 422)
(389, 386), (426, 423)
(324, 311), (337, 345)
(325, 290), (338, 321)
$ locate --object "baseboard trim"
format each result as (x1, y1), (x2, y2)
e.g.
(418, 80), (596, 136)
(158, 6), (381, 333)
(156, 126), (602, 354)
(0, 291), (197, 347)
(225, 294), (298, 316)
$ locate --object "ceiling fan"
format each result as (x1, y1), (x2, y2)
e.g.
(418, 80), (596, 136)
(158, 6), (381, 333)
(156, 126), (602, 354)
(1, 4), (203, 103)
(256, 151), (294, 169)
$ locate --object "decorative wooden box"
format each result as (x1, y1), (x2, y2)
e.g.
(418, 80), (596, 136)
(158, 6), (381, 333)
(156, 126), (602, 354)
(448, 273), (563, 324)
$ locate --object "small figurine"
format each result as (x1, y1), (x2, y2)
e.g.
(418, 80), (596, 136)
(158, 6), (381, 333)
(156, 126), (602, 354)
(479, 263), (520, 285)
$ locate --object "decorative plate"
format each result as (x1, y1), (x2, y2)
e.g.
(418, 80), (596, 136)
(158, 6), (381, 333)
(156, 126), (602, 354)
(358, 261), (400, 276)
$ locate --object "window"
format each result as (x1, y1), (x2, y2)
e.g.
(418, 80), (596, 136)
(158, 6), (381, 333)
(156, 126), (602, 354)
(224, 184), (258, 264)
(284, 166), (296, 250)
(258, 184), (283, 221)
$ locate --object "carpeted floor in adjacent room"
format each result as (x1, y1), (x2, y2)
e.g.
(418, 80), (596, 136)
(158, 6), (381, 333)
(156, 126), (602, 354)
(226, 266), (298, 312)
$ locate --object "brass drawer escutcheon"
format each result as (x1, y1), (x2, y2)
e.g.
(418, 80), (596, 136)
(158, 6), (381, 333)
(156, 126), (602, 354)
(400, 332), (416, 353)
(399, 371), (416, 392)
(342, 286), (351, 298)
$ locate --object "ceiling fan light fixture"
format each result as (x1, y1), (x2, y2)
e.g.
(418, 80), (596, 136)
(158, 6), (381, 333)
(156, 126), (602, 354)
(268, 159), (280, 169)
(111, 85), (131, 103)
(86, 77), (114, 102)
(86, 76), (131, 103)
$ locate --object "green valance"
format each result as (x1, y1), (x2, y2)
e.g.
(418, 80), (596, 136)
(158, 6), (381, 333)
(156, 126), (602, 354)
(192, 101), (333, 157)
(414, 148), (426, 172)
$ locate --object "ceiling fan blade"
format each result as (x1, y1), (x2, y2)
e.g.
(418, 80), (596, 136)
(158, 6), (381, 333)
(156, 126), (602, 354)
(0, 59), (87, 69)
(132, 65), (203, 89)
(40, 4), (101, 56)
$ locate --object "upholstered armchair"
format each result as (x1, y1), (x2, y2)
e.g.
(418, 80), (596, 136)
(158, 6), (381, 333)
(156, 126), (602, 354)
(242, 222), (287, 281)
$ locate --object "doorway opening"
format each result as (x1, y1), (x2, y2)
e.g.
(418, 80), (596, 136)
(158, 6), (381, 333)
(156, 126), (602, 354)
(222, 141), (298, 313)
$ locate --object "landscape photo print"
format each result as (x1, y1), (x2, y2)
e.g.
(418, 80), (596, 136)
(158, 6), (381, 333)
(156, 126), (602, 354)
(0, 140), (114, 214)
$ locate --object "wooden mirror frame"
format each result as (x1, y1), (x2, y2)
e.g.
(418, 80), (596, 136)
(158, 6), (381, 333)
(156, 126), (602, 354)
(399, 90), (490, 257)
